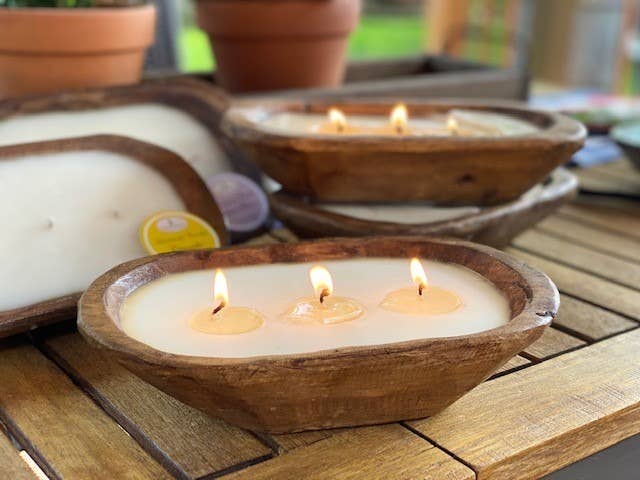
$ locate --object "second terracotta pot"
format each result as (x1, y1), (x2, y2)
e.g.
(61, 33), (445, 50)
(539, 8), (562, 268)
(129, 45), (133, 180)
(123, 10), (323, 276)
(196, 0), (361, 93)
(0, 5), (156, 100)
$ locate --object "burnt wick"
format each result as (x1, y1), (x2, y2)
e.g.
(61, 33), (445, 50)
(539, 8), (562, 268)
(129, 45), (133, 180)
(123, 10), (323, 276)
(319, 288), (330, 304)
(212, 301), (226, 315)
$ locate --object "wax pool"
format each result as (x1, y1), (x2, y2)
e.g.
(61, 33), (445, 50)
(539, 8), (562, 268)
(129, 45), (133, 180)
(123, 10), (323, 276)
(0, 104), (229, 178)
(120, 258), (511, 358)
(259, 109), (540, 137)
(0, 151), (185, 311)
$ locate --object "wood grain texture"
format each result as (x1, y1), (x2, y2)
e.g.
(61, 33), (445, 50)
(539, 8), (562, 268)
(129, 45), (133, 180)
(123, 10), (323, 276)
(558, 202), (640, 240)
(0, 135), (228, 340)
(521, 326), (586, 361)
(39, 332), (272, 480)
(553, 295), (637, 341)
(410, 328), (640, 480)
(493, 355), (530, 375)
(222, 98), (585, 204)
(513, 229), (640, 289)
(269, 169), (577, 248)
(0, 432), (35, 480)
(0, 341), (171, 479)
(508, 248), (640, 321)
(226, 425), (474, 480)
(78, 237), (557, 433)
(536, 215), (640, 262)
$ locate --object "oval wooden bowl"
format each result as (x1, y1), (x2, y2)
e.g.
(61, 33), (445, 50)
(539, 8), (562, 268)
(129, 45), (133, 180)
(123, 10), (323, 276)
(78, 237), (558, 433)
(221, 98), (586, 205)
(270, 168), (578, 248)
(0, 135), (228, 338)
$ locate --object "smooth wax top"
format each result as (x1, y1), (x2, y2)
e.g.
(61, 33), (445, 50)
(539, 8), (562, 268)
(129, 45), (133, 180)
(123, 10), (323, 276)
(0, 104), (229, 178)
(120, 258), (511, 358)
(258, 109), (540, 137)
(0, 151), (185, 311)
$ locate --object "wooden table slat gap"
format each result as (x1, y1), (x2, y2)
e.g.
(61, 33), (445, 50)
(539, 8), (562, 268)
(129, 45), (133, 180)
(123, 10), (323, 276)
(199, 453), (275, 480)
(511, 238), (640, 292)
(507, 248), (640, 321)
(400, 422), (479, 475)
(32, 337), (193, 480)
(0, 425), (38, 480)
(556, 210), (640, 242)
(33, 332), (275, 480)
(556, 292), (640, 327)
(533, 221), (640, 265)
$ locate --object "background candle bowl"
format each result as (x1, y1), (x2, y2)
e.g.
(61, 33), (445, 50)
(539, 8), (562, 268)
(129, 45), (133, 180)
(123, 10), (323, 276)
(221, 99), (586, 205)
(269, 168), (577, 248)
(0, 135), (228, 339)
(78, 236), (558, 433)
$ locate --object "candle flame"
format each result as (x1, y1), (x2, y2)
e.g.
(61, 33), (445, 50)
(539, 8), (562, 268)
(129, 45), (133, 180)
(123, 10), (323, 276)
(390, 103), (408, 134)
(410, 258), (428, 296)
(447, 115), (459, 135)
(328, 108), (347, 133)
(213, 268), (228, 314)
(310, 265), (333, 303)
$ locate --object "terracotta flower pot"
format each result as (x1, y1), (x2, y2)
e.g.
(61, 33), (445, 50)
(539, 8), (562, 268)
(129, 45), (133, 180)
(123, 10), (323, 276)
(0, 5), (156, 100)
(196, 0), (361, 93)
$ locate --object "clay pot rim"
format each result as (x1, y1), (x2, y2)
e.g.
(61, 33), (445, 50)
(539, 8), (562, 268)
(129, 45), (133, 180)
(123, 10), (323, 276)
(222, 97), (587, 150)
(78, 236), (558, 368)
(0, 4), (154, 15)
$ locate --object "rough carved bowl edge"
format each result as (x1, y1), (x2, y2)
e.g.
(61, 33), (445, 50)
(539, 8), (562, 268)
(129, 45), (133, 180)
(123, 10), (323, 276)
(78, 236), (558, 369)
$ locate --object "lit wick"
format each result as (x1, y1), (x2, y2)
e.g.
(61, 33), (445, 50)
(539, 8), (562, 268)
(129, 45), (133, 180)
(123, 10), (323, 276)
(328, 108), (347, 134)
(447, 116), (459, 136)
(310, 265), (333, 305)
(212, 268), (227, 315)
(390, 103), (408, 135)
(410, 257), (428, 298)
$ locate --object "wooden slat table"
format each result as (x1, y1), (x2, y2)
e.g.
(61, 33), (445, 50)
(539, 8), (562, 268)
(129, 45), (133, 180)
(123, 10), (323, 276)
(1, 159), (639, 480)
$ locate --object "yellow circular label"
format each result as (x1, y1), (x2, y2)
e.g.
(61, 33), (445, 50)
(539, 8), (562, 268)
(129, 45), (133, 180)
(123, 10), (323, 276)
(139, 211), (221, 255)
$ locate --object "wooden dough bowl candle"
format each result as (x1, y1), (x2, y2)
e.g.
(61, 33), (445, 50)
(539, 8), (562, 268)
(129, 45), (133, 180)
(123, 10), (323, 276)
(221, 98), (586, 205)
(78, 237), (558, 433)
(0, 78), (231, 179)
(270, 168), (578, 247)
(0, 135), (227, 338)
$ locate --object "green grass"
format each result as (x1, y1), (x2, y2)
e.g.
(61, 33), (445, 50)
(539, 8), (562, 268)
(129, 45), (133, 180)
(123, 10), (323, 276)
(179, 15), (424, 73)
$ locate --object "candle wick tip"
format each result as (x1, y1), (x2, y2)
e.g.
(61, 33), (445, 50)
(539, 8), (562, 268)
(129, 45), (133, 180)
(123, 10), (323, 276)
(212, 301), (226, 315)
(319, 289), (330, 304)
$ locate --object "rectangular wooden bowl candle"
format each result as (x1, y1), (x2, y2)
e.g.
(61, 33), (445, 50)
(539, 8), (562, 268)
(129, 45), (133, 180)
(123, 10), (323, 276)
(221, 99), (586, 205)
(0, 135), (227, 338)
(78, 237), (558, 433)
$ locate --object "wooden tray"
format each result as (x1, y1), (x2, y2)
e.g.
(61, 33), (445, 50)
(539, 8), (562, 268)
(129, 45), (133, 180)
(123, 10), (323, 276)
(179, 54), (529, 100)
(78, 236), (557, 433)
(222, 98), (585, 205)
(0, 135), (227, 338)
(270, 169), (577, 248)
(0, 78), (232, 179)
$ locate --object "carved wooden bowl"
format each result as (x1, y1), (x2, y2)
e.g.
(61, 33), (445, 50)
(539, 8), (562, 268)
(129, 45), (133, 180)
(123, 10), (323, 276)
(78, 237), (558, 433)
(0, 135), (227, 338)
(221, 98), (586, 205)
(270, 168), (577, 248)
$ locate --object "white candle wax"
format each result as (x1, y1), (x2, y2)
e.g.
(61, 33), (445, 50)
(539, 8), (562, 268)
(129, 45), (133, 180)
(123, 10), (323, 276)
(0, 151), (185, 311)
(316, 183), (544, 224)
(259, 109), (539, 137)
(120, 258), (510, 358)
(0, 104), (229, 178)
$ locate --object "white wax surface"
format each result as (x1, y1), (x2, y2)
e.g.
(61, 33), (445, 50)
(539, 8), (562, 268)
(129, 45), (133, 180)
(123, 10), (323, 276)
(320, 203), (480, 223)
(0, 104), (229, 178)
(259, 109), (539, 137)
(120, 259), (510, 358)
(0, 151), (185, 311)
(316, 184), (545, 224)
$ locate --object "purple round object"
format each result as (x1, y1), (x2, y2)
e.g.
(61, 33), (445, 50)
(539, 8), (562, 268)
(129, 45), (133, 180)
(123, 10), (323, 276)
(206, 173), (269, 233)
